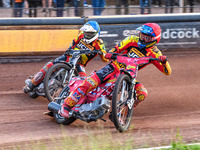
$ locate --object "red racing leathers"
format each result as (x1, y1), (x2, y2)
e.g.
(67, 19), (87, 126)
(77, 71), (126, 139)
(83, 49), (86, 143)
(30, 32), (108, 87)
(62, 35), (172, 114)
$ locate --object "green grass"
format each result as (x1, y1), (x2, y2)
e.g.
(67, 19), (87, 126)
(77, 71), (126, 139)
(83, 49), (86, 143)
(162, 130), (200, 150)
(166, 144), (200, 150)
(8, 132), (133, 150)
(3, 128), (200, 150)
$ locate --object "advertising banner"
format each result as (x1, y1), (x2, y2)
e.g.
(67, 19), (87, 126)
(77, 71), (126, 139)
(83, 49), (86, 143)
(1, 15), (200, 55)
(99, 22), (200, 51)
(0, 29), (79, 54)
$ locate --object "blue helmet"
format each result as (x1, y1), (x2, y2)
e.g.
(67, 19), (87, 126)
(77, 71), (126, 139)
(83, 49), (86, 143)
(80, 21), (100, 44)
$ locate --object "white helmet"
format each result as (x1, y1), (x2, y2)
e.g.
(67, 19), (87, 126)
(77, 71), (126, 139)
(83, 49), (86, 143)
(80, 21), (100, 44)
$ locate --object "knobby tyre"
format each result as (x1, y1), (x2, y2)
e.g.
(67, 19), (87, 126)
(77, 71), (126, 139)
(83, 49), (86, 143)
(112, 74), (134, 132)
(44, 63), (78, 102)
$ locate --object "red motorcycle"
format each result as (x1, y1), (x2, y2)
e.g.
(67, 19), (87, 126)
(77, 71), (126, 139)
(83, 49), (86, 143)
(48, 55), (163, 132)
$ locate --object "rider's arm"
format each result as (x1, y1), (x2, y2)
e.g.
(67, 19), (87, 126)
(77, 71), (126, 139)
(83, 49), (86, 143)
(68, 32), (83, 50)
(109, 36), (138, 54)
(148, 47), (172, 75)
(96, 39), (109, 62)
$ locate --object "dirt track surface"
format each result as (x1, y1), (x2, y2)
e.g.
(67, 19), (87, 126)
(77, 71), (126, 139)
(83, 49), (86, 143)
(0, 51), (200, 149)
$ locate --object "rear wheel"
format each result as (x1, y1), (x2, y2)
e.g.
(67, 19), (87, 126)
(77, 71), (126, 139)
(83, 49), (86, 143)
(112, 74), (134, 132)
(53, 86), (76, 125)
(44, 63), (78, 102)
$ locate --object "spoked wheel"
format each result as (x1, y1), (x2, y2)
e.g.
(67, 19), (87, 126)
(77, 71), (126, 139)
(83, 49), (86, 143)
(112, 74), (134, 132)
(44, 63), (78, 102)
(53, 86), (76, 125)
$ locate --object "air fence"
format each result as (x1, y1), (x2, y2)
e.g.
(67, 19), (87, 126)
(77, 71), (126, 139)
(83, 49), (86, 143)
(0, 13), (200, 56)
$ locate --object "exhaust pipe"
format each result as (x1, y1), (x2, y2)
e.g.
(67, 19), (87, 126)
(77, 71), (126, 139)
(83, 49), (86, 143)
(48, 102), (61, 113)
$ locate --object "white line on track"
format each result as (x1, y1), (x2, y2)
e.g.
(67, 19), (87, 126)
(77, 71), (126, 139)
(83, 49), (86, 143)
(133, 143), (200, 150)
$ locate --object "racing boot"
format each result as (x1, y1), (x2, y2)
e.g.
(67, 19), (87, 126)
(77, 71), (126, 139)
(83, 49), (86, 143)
(58, 102), (71, 118)
(23, 79), (35, 93)
(59, 85), (87, 118)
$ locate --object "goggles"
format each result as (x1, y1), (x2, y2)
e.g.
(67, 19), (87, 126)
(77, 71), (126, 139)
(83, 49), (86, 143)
(84, 32), (97, 39)
(139, 32), (158, 43)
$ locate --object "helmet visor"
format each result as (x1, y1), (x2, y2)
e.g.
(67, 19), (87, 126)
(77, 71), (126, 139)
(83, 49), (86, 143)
(137, 25), (156, 37)
(84, 32), (97, 39)
(139, 33), (157, 43)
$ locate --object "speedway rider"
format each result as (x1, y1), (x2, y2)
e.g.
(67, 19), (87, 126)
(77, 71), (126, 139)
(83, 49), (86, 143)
(58, 23), (172, 118)
(23, 21), (108, 93)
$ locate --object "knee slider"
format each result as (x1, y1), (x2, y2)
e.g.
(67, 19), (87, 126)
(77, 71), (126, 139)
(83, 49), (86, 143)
(32, 71), (44, 85)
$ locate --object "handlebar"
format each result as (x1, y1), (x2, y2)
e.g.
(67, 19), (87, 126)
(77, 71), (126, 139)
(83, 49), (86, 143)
(149, 57), (168, 62)
(108, 53), (167, 63)
(65, 49), (101, 56)
(149, 58), (159, 61)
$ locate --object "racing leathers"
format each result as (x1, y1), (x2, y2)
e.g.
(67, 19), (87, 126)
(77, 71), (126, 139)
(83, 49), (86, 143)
(23, 32), (108, 93)
(59, 35), (172, 118)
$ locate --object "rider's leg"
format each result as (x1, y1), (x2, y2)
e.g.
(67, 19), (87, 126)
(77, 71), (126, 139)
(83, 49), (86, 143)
(23, 54), (69, 93)
(59, 73), (100, 118)
(133, 82), (148, 108)
(23, 61), (53, 93)
(59, 63), (120, 118)
(76, 64), (87, 77)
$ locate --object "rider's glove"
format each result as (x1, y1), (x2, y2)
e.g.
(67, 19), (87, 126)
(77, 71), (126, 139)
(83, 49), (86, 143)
(105, 53), (112, 59)
(158, 55), (167, 64)
(105, 53), (117, 60)
(65, 47), (73, 56)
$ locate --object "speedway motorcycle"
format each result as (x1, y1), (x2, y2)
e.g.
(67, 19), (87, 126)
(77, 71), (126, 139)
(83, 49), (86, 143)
(26, 49), (100, 101)
(48, 55), (162, 132)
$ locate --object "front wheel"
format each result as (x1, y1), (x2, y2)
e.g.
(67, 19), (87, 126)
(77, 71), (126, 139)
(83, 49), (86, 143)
(112, 74), (134, 132)
(44, 63), (78, 102)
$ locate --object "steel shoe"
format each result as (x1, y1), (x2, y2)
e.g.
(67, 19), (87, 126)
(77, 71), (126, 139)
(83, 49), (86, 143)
(23, 79), (35, 93)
